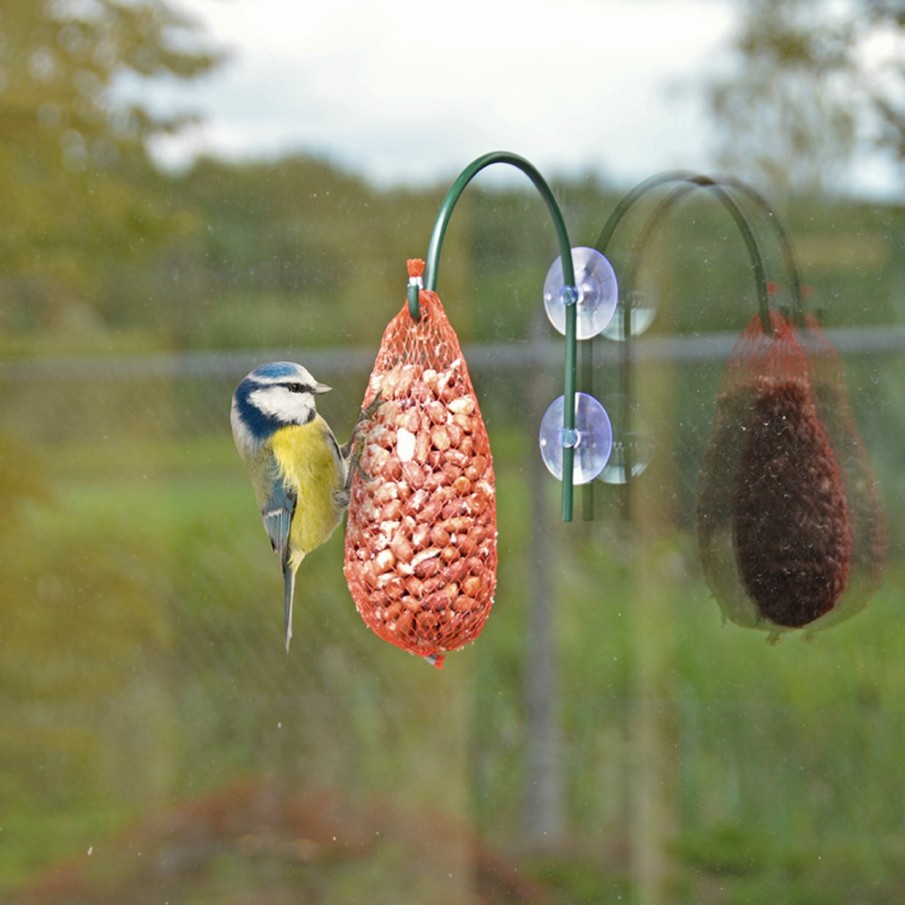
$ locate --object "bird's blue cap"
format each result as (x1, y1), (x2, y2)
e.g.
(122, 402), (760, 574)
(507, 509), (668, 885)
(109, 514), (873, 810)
(251, 361), (300, 380)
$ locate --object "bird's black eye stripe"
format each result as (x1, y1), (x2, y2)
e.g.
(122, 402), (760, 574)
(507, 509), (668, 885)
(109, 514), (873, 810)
(286, 382), (311, 394)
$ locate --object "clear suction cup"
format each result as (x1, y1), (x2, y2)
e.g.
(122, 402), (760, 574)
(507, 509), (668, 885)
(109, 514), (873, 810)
(538, 392), (613, 484)
(543, 247), (618, 340)
(602, 286), (657, 341)
(596, 395), (653, 485)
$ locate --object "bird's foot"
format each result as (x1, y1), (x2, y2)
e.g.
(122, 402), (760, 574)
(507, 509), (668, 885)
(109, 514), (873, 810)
(359, 392), (383, 423)
(341, 393), (384, 492)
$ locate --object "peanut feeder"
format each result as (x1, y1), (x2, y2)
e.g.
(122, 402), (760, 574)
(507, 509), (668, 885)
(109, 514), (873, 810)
(344, 261), (497, 668)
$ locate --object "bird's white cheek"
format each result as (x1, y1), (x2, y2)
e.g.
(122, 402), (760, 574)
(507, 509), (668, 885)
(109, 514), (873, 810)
(249, 388), (311, 423)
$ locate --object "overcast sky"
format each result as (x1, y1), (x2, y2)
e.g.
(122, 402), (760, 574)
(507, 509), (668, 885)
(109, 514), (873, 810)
(147, 0), (733, 186)
(151, 0), (898, 196)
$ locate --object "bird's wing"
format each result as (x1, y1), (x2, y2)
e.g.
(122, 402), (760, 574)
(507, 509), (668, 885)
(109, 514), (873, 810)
(259, 459), (297, 569)
(325, 420), (347, 471)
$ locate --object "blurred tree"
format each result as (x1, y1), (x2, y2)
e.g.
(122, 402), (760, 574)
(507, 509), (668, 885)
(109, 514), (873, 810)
(708, 0), (904, 193)
(0, 0), (222, 331)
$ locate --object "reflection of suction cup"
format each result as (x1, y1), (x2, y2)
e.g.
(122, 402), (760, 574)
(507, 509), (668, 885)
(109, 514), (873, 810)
(599, 430), (653, 484)
(602, 287), (657, 341)
(543, 247), (618, 339)
(539, 392), (613, 484)
(597, 394), (653, 484)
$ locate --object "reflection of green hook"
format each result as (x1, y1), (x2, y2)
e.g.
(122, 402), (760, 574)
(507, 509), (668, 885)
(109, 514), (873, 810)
(714, 173), (805, 324)
(417, 151), (579, 520)
(595, 170), (805, 334)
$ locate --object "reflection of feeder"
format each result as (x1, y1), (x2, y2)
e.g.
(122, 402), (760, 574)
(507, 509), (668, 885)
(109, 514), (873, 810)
(699, 312), (852, 629)
(593, 169), (885, 631)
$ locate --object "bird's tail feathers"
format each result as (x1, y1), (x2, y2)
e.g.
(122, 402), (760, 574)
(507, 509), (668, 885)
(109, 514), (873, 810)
(283, 564), (296, 653)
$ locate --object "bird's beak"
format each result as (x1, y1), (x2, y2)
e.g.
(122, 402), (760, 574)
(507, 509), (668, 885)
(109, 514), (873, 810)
(314, 382), (332, 395)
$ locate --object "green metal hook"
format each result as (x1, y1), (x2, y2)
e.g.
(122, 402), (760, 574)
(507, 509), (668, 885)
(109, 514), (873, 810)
(415, 151), (580, 521)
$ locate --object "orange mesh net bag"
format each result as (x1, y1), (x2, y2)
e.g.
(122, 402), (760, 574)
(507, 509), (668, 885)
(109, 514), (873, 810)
(697, 311), (852, 631)
(344, 260), (497, 668)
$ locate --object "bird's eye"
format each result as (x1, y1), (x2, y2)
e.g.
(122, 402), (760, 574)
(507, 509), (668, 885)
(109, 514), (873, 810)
(287, 383), (304, 393)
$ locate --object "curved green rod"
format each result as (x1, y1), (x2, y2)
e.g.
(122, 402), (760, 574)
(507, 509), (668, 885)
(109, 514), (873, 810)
(416, 151), (580, 521)
(421, 151), (575, 298)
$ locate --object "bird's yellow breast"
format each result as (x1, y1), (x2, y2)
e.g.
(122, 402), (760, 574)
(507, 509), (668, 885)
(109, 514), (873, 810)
(270, 417), (344, 564)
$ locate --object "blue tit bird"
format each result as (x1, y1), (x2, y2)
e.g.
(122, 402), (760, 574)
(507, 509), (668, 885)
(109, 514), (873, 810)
(231, 361), (351, 652)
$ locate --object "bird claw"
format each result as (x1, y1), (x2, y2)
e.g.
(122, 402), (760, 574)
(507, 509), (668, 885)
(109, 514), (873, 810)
(341, 393), (384, 494)
(353, 455), (369, 482)
(341, 393), (383, 458)
(359, 392), (383, 423)
(343, 443), (369, 495)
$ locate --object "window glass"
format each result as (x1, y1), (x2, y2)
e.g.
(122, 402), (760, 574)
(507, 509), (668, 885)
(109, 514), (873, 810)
(2, 2), (902, 902)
